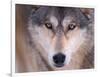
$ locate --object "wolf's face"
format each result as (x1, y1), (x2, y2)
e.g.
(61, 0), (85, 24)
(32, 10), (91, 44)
(28, 7), (94, 70)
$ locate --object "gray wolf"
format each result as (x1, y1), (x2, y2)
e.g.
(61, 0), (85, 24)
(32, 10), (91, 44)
(16, 5), (94, 72)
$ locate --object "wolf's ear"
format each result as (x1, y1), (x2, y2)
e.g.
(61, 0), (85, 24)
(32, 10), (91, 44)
(29, 6), (50, 25)
(80, 8), (94, 21)
(30, 6), (40, 14)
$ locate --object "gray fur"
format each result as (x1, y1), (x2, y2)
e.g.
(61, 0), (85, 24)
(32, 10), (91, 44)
(29, 6), (93, 29)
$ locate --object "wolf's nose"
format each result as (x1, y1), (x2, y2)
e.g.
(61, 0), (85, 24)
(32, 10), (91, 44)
(53, 53), (66, 67)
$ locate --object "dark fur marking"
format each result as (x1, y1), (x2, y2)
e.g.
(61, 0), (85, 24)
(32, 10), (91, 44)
(29, 6), (90, 29)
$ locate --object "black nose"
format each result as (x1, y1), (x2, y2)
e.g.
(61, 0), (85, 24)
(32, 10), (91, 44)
(53, 53), (66, 67)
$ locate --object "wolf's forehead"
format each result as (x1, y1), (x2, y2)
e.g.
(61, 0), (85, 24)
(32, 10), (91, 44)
(49, 15), (74, 27)
(47, 8), (77, 25)
(49, 7), (76, 19)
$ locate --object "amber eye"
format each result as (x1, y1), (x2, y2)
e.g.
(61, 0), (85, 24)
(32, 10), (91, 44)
(68, 23), (76, 30)
(45, 23), (52, 29)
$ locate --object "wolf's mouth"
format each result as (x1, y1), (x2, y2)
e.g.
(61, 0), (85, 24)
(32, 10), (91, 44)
(54, 63), (64, 67)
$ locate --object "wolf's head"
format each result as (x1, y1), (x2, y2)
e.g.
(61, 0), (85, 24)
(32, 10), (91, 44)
(28, 6), (94, 70)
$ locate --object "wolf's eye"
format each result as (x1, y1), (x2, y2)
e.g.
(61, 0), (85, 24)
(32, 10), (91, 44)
(45, 23), (52, 29)
(68, 23), (76, 30)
